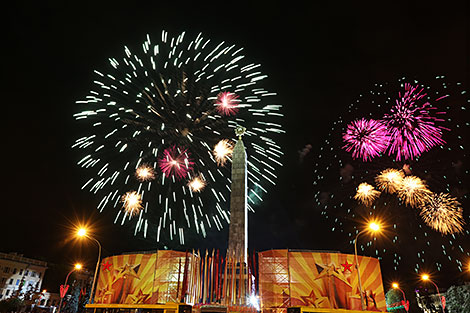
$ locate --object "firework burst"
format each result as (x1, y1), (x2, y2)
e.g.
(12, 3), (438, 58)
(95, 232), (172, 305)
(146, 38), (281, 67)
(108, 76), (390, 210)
(374, 168), (405, 194)
(384, 83), (447, 161)
(420, 193), (465, 235)
(342, 118), (390, 161)
(213, 139), (233, 166)
(354, 182), (381, 206)
(135, 165), (155, 181)
(312, 76), (469, 273)
(188, 175), (206, 192)
(397, 175), (431, 208)
(73, 30), (284, 243)
(122, 191), (143, 215)
(158, 146), (194, 179)
(215, 92), (239, 116)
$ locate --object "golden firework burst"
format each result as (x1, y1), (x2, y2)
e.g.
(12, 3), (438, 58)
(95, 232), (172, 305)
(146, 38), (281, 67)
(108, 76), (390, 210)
(420, 193), (465, 235)
(397, 176), (430, 208)
(135, 165), (155, 181)
(354, 182), (381, 207)
(121, 191), (142, 215)
(188, 175), (206, 192)
(375, 168), (405, 194)
(213, 139), (233, 166)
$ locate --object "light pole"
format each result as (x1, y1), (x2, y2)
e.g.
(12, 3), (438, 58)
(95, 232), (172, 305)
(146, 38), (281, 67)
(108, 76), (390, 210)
(392, 283), (409, 312)
(354, 221), (381, 311)
(77, 228), (102, 304)
(421, 274), (445, 313)
(58, 263), (82, 313)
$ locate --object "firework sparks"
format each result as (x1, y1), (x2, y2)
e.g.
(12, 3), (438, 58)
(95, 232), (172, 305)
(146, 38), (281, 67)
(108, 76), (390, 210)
(342, 118), (390, 161)
(397, 175), (431, 208)
(384, 83), (447, 161)
(158, 146), (194, 179)
(188, 175), (206, 192)
(73, 30), (283, 242)
(354, 182), (381, 206)
(122, 191), (142, 215)
(215, 92), (239, 116)
(375, 168), (405, 194)
(135, 165), (155, 181)
(213, 139), (233, 166)
(420, 193), (464, 235)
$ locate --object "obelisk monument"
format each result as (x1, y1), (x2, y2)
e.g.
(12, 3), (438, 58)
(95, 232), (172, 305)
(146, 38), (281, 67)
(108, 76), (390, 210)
(227, 125), (248, 264)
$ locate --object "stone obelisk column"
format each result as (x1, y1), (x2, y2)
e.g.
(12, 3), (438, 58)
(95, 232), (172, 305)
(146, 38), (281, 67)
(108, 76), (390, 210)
(227, 125), (248, 264)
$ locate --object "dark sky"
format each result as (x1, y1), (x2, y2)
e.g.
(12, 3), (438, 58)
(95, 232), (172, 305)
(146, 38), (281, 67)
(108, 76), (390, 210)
(4, 1), (469, 292)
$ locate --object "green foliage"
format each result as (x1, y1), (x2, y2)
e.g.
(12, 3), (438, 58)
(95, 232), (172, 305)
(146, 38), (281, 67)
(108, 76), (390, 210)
(385, 289), (406, 312)
(445, 284), (470, 313)
(0, 297), (24, 313)
(63, 284), (81, 313)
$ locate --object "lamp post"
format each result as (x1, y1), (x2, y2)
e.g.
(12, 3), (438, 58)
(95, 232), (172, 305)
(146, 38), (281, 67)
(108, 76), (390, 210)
(421, 274), (445, 313)
(77, 228), (102, 304)
(392, 283), (409, 312)
(57, 263), (82, 313)
(354, 221), (381, 311)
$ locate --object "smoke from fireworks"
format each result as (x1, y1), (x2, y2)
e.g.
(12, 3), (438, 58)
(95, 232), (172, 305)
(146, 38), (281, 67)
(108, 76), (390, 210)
(342, 118), (390, 161)
(420, 193), (465, 235)
(384, 83), (447, 161)
(354, 182), (381, 206)
(374, 168), (405, 194)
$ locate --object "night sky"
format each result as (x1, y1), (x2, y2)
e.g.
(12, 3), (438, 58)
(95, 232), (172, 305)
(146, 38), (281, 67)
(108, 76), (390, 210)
(4, 1), (469, 293)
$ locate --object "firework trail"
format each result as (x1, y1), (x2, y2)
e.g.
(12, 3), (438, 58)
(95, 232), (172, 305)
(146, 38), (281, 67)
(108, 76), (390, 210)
(73, 30), (284, 244)
(312, 76), (469, 273)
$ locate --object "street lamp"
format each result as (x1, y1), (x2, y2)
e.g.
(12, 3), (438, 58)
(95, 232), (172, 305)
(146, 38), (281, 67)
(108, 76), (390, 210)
(58, 263), (82, 313)
(392, 283), (409, 312)
(77, 228), (102, 304)
(421, 274), (445, 313)
(354, 221), (382, 311)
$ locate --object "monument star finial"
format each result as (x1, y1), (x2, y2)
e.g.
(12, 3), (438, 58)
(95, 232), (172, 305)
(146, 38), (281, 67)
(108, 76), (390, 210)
(235, 125), (246, 139)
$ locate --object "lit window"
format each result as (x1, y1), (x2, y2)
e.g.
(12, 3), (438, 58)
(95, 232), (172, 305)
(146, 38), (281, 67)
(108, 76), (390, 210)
(16, 280), (20, 286)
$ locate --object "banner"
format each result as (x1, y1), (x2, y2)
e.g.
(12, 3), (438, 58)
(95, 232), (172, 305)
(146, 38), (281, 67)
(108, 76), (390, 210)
(258, 250), (386, 312)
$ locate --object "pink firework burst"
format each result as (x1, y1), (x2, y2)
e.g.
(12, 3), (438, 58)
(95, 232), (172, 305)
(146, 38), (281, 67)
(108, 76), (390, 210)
(383, 83), (447, 161)
(158, 146), (194, 179)
(215, 91), (239, 115)
(342, 118), (390, 161)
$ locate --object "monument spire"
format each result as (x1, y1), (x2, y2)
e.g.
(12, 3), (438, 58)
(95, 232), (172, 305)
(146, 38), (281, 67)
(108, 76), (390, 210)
(227, 125), (248, 263)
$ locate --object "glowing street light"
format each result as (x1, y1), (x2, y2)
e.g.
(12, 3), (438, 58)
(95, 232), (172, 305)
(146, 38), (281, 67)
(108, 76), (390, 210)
(421, 274), (445, 313)
(76, 227), (102, 304)
(58, 263), (82, 313)
(354, 220), (382, 311)
(392, 282), (409, 312)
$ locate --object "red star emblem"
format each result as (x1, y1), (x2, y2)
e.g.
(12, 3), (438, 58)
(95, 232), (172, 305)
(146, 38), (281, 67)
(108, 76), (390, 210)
(102, 261), (112, 271)
(341, 260), (353, 272)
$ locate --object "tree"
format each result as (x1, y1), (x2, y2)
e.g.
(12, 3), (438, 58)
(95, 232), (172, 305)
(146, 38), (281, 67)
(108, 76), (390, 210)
(385, 289), (406, 312)
(445, 284), (470, 313)
(63, 283), (80, 313)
